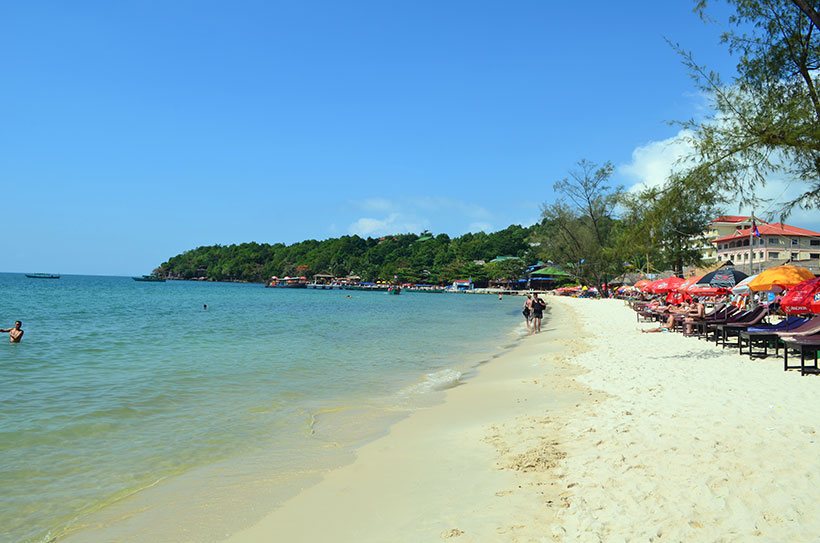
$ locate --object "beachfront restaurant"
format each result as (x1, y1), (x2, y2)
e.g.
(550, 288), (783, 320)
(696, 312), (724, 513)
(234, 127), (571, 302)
(527, 266), (572, 289)
(451, 279), (474, 291)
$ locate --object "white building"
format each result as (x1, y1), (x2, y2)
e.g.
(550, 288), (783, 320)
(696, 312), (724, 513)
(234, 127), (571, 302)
(701, 215), (753, 262)
(713, 222), (820, 274)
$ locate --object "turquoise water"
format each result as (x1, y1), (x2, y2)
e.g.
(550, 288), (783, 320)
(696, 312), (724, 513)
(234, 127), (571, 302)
(0, 274), (524, 543)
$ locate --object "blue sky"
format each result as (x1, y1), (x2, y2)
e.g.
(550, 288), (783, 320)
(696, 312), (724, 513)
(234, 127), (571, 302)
(2, 1), (814, 275)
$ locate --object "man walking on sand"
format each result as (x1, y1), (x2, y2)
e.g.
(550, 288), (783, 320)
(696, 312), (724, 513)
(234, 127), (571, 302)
(1, 321), (24, 343)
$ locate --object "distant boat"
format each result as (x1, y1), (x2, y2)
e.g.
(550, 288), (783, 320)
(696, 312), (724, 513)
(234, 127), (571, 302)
(132, 275), (166, 282)
(25, 273), (60, 279)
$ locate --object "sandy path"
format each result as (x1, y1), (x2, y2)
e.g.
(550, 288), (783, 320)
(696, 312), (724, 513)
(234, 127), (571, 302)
(548, 297), (820, 542)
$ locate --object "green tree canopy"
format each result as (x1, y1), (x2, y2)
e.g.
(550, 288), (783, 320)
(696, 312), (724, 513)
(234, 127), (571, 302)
(677, 0), (820, 214)
(532, 159), (624, 293)
(157, 227), (535, 285)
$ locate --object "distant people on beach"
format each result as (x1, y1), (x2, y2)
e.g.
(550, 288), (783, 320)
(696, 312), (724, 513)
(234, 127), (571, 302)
(531, 294), (546, 333)
(1, 321), (24, 343)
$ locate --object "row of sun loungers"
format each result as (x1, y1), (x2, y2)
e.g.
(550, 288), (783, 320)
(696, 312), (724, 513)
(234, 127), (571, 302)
(630, 300), (820, 376)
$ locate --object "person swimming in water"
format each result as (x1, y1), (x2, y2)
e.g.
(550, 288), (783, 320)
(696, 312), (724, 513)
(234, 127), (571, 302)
(1, 321), (24, 343)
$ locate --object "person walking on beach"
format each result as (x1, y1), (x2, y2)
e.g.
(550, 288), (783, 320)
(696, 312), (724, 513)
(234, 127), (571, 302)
(531, 294), (545, 333)
(522, 294), (533, 330)
(1, 321), (24, 343)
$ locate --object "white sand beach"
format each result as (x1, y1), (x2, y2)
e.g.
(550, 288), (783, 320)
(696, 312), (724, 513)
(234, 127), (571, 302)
(224, 296), (820, 542)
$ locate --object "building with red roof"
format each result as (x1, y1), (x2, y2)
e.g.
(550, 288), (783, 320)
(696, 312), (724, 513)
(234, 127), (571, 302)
(712, 222), (820, 274)
(712, 215), (753, 224)
(701, 216), (753, 261)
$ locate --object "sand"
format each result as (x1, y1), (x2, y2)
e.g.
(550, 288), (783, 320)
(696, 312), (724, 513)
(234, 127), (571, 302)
(223, 296), (820, 542)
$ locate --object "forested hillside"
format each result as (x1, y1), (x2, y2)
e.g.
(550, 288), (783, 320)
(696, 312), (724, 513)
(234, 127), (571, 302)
(156, 225), (535, 284)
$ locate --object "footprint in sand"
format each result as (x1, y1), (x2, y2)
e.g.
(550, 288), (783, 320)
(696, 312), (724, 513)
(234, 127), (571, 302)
(441, 528), (464, 538)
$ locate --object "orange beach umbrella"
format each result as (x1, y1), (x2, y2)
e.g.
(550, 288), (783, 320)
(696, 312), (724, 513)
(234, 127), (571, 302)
(747, 265), (815, 292)
(634, 279), (652, 291)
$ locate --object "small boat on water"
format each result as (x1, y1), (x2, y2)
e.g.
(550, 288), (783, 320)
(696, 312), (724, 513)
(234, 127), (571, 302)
(133, 275), (166, 282)
(306, 274), (341, 289)
(25, 273), (60, 279)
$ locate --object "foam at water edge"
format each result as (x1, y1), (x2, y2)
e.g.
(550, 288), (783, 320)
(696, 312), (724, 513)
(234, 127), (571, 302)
(400, 368), (463, 396)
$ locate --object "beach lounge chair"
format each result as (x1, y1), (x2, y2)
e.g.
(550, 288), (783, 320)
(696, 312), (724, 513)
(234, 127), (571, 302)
(776, 317), (820, 371)
(675, 303), (725, 336)
(775, 316), (820, 340)
(696, 306), (745, 341)
(692, 305), (732, 339)
(715, 306), (769, 348)
(781, 334), (820, 375)
(738, 316), (809, 359)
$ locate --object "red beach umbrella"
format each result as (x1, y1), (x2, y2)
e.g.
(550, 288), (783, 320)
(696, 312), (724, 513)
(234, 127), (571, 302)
(780, 277), (820, 315)
(811, 291), (820, 315)
(649, 276), (685, 294)
(687, 283), (728, 297)
(677, 275), (704, 292)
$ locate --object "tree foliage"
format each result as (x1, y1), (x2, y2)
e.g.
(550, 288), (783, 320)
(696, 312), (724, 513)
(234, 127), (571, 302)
(619, 174), (723, 275)
(532, 160), (624, 292)
(678, 0), (820, 213)
(156, 225), (534, 285)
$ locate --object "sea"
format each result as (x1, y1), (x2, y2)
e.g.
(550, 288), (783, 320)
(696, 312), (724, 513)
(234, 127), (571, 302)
(0, 273), (526, 543)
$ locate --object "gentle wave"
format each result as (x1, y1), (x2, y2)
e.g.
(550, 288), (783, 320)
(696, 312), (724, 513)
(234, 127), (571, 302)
(399, 367), (464, 396)
(0, 273), (524, 543)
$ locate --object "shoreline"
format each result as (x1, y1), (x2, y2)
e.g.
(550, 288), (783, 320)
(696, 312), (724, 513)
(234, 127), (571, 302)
(51, 294), (820, 541)
(223, 296), (820, 542)
(222, 300), (587, 542)
(53, 295), (530, 543)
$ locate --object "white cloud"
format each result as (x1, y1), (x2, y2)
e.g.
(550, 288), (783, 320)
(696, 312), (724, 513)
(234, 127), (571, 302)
(347, 213), (428, 237)
(618, 130), (820, 231)
(618, 130), (696, 193)
(343, 196), (496, 237)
